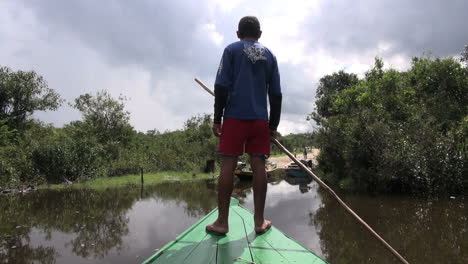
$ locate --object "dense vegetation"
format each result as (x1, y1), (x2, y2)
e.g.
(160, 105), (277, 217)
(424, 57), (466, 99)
(311, 54), (467, 194)
(0, 65), (221, 188)
(2, 46), (466, 194)
(0, 65), (311, 189)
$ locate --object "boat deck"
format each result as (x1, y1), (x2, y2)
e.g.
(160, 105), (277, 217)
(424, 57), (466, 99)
(143, 198), (327, 264)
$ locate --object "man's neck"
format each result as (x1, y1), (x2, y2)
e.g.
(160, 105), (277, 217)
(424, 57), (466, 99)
(241, 37), (258, 42)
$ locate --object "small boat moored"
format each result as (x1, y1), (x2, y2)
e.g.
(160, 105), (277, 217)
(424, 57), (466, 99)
(284, 159), (313, 178)
(234, 160), (278, 180)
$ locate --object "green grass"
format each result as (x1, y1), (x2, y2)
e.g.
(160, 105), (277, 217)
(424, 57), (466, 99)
(40, 171), (214, 190)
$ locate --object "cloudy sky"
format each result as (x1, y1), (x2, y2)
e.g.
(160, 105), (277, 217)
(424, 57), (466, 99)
(1, 0), (467, 134)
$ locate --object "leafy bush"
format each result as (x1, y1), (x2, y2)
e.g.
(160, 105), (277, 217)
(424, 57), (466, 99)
(31, 131), (103, 183)
(312, 56), (467, 194)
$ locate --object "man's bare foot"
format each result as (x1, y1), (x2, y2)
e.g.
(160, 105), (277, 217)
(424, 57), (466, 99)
(206, 221), (228, 236)
(254, 219), (272, 234)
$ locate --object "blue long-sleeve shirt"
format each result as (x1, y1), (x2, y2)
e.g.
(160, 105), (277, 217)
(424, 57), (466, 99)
(214, 40), (282, 129)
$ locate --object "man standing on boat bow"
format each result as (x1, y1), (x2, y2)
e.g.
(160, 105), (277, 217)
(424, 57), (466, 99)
(206, 16), (282, 235)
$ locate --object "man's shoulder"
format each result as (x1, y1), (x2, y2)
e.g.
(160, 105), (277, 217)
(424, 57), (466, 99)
(252, 42), (276, 60)
(225, 41), (243, 50)
(225, 41), (276, 58)
(226, 41), (271, 48)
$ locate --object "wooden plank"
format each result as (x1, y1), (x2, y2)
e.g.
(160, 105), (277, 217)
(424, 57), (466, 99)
(143, 198), (327, 264)
(182, 236), (218, 264)
(216, 205), (254, 264)
(232, 206), (292, 264)
(233, 206), (327, 264)
(179, 209), (218, 242)
(150, 237), (217, 264)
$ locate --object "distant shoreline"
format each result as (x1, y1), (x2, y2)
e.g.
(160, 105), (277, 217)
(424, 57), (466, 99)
(38, 171), (214, 190)
(3, 152), (322, 193)
(269, 149), (319, 168)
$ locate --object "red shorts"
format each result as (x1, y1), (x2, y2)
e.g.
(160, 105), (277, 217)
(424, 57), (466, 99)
(218, 118), (270, 156)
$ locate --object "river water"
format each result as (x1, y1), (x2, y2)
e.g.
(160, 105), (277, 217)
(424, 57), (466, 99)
(0, 173), (466, 264)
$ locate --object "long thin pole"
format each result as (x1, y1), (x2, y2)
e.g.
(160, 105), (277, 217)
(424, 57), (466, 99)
(194, 77), (410, 264)
(195, 78), (215, 96)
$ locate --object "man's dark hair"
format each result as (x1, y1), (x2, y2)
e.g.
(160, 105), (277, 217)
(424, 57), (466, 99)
(238, 16), (261, 39)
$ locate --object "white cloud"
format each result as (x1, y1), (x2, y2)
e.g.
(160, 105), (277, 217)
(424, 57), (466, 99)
(280, 117), (314, 135)
(212, 0), (245, 12)
(197, 23), (224, 46)
(2, 0), (466, 134)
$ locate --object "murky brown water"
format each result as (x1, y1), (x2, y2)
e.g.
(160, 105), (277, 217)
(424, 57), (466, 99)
(0, 173), (466, 264)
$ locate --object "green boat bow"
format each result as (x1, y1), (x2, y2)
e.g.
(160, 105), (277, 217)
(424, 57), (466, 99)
(142, 198), (328, 264)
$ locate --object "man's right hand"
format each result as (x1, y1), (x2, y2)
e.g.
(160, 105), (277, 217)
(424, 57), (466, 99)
(212, 123), (222, 137)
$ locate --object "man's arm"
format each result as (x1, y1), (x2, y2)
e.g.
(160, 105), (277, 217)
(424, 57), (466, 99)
(213, 48), (232, 136)
(214, 84), (228, 124)
(268, 56), (282, 133)
(268, 93), (282, 131)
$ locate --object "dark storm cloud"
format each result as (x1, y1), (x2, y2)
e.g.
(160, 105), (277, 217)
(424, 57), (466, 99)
(15, 0), (241, 131)
(21, 0), (223, 76)
(8, 0), (468, 133)
(304, 0), (468, 57)
(21, 0), (316, 115)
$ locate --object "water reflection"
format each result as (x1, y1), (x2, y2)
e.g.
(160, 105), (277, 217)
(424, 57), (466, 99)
(0, 174), (466, 264)
(0, 235), (56, 264)
(312, 189), (467, 264)
(0, 188), (133, 263)
(0, 180), (218, 263)
(283, 175), (313, 193)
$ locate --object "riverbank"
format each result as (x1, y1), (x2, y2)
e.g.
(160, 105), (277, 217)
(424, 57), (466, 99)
(39, 171), (214, 190)
(73, 151), (320, 190)
(9, 152), (319, 192)
(269, 149), (320, 168)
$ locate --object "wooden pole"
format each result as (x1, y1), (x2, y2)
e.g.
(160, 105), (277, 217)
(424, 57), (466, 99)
(195, 78), (215, 96)
(194, 77), (410, 264)
(140, 167), (144, 185)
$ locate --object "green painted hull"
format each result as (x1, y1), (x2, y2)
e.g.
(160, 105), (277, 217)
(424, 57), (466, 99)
(142, 198), (328, 264)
